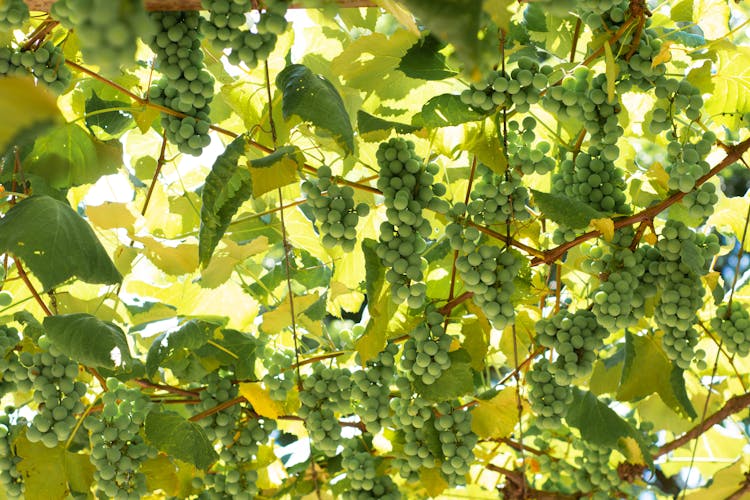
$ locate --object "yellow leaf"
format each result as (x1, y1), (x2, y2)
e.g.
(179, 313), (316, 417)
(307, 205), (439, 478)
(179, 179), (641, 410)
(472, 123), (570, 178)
(420, 467), (449, 497)
(200, 237), (269, 289)
(238, 382), (283, 419)
(374, 0), (419, 35)
(86, 202), (138, 231)
(618, 436), (646, 465)
(471, 388), (519, 439)
(261, 292), (320, 334)
(695, 0), (730, 40)
(0, 77), (62, 151)
(133, 106), (161, 134)
(652, 41), (673, 68)
(603, 41), (619, 104)
(131, 235), (200, 275)
(590, 218), (615, 241)
(643, 230), (657, 246)
(646, 162), (669, 190)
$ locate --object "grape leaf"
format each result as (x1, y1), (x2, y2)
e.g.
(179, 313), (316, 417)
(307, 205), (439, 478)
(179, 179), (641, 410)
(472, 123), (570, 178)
(276, 64), (354, 154)
(43, 313), (133, 369)
(531, 190), (607, 229)
(0, 76), (61, 152)
(84, 91), (133, 136)
(704, 42), (750, 128)
(239, 382), (283, 419)
(14, 433), (76, 500)
(413, 94), (488, 128)
(0, 196), (122, 290)
(145, 411), (218, 470)
(249, 145), (303, 197)
(357, 110), (419, 140)
(397, 34), (456, 80)
(471, 388), (520, 439)
(355, 239), (394, 364)
(199, 135), (253, 267)
(413, 349), (474, 401)
(566, 388), (654, 469)
(145, 319), (221, 378)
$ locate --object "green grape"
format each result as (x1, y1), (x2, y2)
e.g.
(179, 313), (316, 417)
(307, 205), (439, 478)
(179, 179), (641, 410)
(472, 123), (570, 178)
(506, 117), (555, 175)
(711, 304), (750, 357)
(299, 363), (352, 456)
(261, 347), (296, 402)
(351, 342), (398, 433)
(679, 182), (719, 220)
(466, 164), (530, 225)
(0, 326), (22, 398)
(84, 378), (154, 499)
(0, 414), (24, 499)
(302, 165), (370, 252)
(0, 290), (12, 307)
(400, 307), (451, 385)
(390, 391), (436, 481)
(22, 339), (86, 448)
(535, 310), (609, 384)
(460, 57), (552, 113)
(552, 148), (629, 215)
(375, 137), (447, 307)
(51, 0), (154, 75)
(526, 358), (572, 429)
(0, 42), (72, 94)
(665, 131), (714, 193)
(147, 11), (214, 156)
(0, 0), (29, 30)
(341, 438), (400, 499)
(572, 441), (623, 495)
(649, 79), (704, 135)
(433, 402), (477, 487)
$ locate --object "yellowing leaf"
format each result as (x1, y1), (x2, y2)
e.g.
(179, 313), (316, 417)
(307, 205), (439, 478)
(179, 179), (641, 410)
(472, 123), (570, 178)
(200, 237), (269, 288)
(249, 146), (303, 198)
(374, 0), (419, 35)
(239, 382), (283, 419)
(132, 235), (200, 275)
(603, 41), (619, 104)
(695, 0), (730, 40)
(652, 41), (673, 68)
(261, 292), (320, 334)
(708, 194), (750, 252)
(420, 467), (449, 497)
(619, 436), (646, 465)
(646, 161), (669, 190)
(86, 202), (138, 231)
(471, 388), (519, 439)
(590, 218), (615, 241)
(0, 77), (61, 151)
(132, 106), (161, 134)
(643, 230), (657, 246)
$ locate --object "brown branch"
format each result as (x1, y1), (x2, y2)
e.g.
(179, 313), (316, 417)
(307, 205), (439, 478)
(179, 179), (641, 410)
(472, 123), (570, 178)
(486, 464), (583, 500)
(656, 391), (750, 458)
(533, 136), (750, 266)
(135, 378), (200, 398)
(25, 0), (376, 11)
(15, 259), (53, 316)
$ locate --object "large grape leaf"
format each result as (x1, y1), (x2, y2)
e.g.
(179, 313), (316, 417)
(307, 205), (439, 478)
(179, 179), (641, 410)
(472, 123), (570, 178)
(145, 319), (221, 378)
(397, 34), (456, 81)
(0, 196), (122, 290)
(413, 94), (488, 128)
(694, 0), (730, 40)
(530, 190), (607, 229)
(704, 42), (750, 128)
(616, 332), (697, 419)
(43, 313), (133, 369)
(0, 76), (61, 152)
(276, 64), (354, 154)
(198, 135), (253, 267)
(145, 411), (218, 470)
(357, 110), (419, 141)
(248, 145), (304, 197)
(566, 388), (654, 468)
(396, 0), (483, 75)
(84, 90), (133, 136)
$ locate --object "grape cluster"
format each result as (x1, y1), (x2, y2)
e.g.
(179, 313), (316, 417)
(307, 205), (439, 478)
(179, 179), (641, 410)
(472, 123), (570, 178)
(679, 182), (719, 220)
(664, 131), (714, 193)
(375, 137), (447, 307)
(0, 414), (24, 499)
(553, 148), (629, 214)
(543, 67), (591, 122)
(0, 0), (28, 30)
(51, 0), (154, 75)
(21, 339), (87, 448)
(351, 342), (398, 433)
(506, 118), (555, 175)
(0, 326), (21, 397)
(433, 403), (477, 487)
(390, 389), (437, 481)
(711, 304), (750, 357)
(301, 165), (370, 252)
(261, 348), (295, 402)
(576, 0), (626, 17)
(526, 358), (572, 429)
(84, 378), (154, 499)
(584, 73), (624, 149)
(194, 372), (241, 443)
(571, 441), (622, 496)
(460, 57), (552, 113)
(535, 310), (609, 384)
(401, 307), (452, 385)
(466, 164), (530, 226)
(299, 363), (352, 456)
(341, 439), (400, 499)
(649, 78), (704, 134)
(148, 12), (214, 155)
(617, 29), (668, 90)
(0, 42), (72, 94)
(201, 0), (289, 68)
(448, 224), (521, 329)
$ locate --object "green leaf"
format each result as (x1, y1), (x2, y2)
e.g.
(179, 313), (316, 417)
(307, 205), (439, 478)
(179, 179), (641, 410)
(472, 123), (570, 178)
(671, 0), (692, 22)
(566, 388), (654, 469)
(276, 64), (354, 154)
(145, 411), (218, 470)
(14, 433), (71, 500)
(145, 319), (220, 378)
(704, 42), (750, 129)
(461, 314), (490, 371)
(0, 196), (122, 290)
(523, 3), (547, 32)
(530, 190), (606, 229)
(357, 110), (419, 141)
(249, 145), (303, 197)
(199, 135), (253, 267)
(205, 328), (259, 380)
(616, 332), (696, 419)
(355, 239), (394, 364)
(0, 76), (61, 152)
(23, 123), (121, 188)
(413, 349), (474, 401)
(603, 41), (618, 104)
(84, 91), (133, 136)
(397, 34), (457, 80)
(43, 313), (133, 369)
(414, 94), (488, 128)
(397, 0), (483, 75)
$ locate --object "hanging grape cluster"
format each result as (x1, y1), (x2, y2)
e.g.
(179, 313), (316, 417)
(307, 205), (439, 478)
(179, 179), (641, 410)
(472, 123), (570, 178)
(711, 304), (750, 357)
(401, 306), (452, 385)
(0, 42), (72, 93)
(0, 0), (29, 30)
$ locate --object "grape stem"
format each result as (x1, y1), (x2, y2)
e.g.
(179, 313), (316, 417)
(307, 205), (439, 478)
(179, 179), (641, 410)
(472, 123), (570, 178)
(532, 136), (750, 266)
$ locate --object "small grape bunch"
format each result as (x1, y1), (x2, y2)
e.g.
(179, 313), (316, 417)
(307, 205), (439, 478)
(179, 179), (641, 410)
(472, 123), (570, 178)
(301, 165), (370, 252)
(401, 306), (452, 385)
(0, 0), (29, 30)
(461, 57), (553, 113)
(526, 358), (573, 429)
(665, 131), (714, 193)
(711, 304), (750, 357)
